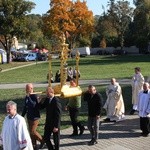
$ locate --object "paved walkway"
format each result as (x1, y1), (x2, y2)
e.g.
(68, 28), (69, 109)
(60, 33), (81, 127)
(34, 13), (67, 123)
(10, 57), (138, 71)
(0, 79), (131, 89)
(40, 114), (150, 150)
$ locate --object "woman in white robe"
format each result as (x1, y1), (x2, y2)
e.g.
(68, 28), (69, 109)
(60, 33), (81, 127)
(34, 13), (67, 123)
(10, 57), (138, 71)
(103, 78), (125, 122)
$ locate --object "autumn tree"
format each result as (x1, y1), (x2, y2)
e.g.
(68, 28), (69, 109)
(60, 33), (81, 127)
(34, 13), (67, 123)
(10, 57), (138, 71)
(100, 38), (106, 48)
(132, 0), (150, 52)
(107, 0), (133, 49)
(0, 0), (35, 63)
(43, 0), (94, 50)
(95, 14), (118, 47)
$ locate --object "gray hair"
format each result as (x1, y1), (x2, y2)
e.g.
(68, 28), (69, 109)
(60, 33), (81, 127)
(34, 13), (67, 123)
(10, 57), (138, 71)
(144, 82), (149, 87)
(6, 101), (17, 108)
(88, 85), (94, 89)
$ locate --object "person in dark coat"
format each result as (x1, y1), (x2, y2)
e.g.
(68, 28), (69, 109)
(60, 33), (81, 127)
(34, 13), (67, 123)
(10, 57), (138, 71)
(83, 85), (103, 145)
(55, 70), (60, 82)
(22, 83), (44, 149)
(40, 87), (62, 150)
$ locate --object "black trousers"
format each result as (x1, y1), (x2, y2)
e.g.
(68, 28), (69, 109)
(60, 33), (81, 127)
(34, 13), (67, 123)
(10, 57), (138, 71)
(44, 124), (60, 150)
(140, 117), (150, 135)
(69, 106), (83, 134)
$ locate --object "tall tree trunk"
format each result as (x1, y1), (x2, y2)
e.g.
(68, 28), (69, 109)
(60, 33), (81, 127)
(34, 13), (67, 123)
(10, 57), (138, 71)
(120, 33), (124, 51)
(6, 48), (10, 63)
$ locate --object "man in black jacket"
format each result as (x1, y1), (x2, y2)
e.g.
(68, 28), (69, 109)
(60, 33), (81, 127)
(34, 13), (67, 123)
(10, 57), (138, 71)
(40, 87), (62, 150)
(83, 85), (103, 145)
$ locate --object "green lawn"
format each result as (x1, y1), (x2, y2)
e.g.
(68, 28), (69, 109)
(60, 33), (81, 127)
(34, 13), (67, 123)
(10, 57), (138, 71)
(0, 55), (150, 84)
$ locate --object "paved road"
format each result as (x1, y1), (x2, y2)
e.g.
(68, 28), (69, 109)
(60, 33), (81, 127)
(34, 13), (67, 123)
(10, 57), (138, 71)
(0, 79), (131, 89)
(39, 114), (150, 150)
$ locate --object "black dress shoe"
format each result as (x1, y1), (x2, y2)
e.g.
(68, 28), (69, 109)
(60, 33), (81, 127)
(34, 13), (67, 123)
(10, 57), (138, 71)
(39, 140), (45, 149)
(103, 118), (110, 122)
(140, 132), (144, 136)
(130, 109), (135, 115)
(79, 126), (85, 135)
(88, 139), (98, 145)
(142, 133), (149, 137)
(33, 145), (38, 150)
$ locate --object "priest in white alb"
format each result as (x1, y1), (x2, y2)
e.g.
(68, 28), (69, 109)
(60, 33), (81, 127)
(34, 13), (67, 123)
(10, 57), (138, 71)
(0, 101), (33, 150)
(130, 67), (144, 115)
(103, 78), (125, 122)
(137, 82), (150, 137)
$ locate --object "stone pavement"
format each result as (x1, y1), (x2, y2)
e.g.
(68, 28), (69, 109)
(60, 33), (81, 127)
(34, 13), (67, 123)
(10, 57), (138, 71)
(40, 114), (150, 150)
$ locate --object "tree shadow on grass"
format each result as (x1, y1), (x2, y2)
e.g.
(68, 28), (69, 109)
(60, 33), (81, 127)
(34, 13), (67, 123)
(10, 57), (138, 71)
(77, 55), (150, 66)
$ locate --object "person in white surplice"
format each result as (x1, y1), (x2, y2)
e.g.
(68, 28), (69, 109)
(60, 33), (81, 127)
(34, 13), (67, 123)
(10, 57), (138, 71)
(0, 101), (33, 150)
(137, 82), (150, 137)
(103, 78), (125, 122)
(130, 67), (144, 115)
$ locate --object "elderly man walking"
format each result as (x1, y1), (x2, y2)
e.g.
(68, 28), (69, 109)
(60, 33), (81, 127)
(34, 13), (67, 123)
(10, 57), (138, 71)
(103, 78), (125, 122)
(0, 101), (33, 150)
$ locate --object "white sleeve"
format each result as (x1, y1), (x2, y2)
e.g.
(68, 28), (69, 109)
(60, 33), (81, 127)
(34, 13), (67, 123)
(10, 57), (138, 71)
(137, 92), (141, 111)
(17, 117), (30, 149)
(0, 133), (2, 146)
(0, 119), (5, 146)
(146, 94), (150, 114)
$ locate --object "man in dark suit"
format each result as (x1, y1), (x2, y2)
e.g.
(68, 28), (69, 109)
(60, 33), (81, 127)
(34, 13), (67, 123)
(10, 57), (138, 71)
(40, 87), (62, 150)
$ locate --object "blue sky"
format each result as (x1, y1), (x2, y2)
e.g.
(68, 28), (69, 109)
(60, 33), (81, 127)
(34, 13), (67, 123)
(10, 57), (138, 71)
(30, 0), (135, 16)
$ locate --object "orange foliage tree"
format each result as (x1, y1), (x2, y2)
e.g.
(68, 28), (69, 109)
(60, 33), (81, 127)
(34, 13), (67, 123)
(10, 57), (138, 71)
(100, 38), (106, 48)
(43, 0), (94, 50)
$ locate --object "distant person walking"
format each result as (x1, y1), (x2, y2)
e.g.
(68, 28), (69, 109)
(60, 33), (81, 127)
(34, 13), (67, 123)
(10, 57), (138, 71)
(130, 67), (144, 115)
(137, 82), (150, 137)
(103, 78), (125, 122)
(67, 67), (73, 81)
(55, 70), (60, 82)
(73, 68), (80, 79)
(83, 85), (103, 145)
(0, 101), (33, 150)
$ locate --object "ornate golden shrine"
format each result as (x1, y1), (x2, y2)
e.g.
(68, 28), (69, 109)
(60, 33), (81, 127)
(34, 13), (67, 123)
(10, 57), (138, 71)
(48, 33), (82, 98)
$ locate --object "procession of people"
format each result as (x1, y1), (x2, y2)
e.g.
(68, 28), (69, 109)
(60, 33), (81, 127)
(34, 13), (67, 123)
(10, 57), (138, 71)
(0, 67), (150, 150)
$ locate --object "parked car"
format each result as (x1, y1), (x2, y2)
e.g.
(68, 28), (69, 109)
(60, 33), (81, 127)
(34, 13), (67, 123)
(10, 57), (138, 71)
(21, 53), (37, 61)
(37, 53), (47, 61)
